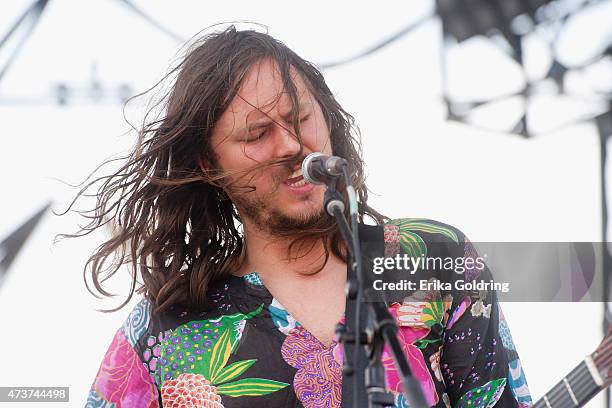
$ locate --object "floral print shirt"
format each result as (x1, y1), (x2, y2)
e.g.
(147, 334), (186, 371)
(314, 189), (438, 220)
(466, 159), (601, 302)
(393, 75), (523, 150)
(85, 218), (531, 407)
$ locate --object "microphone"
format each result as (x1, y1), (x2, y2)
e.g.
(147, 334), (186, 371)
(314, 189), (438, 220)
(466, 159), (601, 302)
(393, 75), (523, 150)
(301, 152), (348, 185)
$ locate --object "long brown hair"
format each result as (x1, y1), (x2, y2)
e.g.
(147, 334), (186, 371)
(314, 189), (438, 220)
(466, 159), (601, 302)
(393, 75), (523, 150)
(58, 25), (387, 315)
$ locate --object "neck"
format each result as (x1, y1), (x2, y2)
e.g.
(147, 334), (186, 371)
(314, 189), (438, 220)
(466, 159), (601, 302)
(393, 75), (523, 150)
(236, 217), (349, 348)
(236, 218), (346, 286)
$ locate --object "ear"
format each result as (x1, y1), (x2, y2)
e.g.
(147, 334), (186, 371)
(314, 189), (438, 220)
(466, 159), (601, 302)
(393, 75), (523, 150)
(198, 157), (212, 174)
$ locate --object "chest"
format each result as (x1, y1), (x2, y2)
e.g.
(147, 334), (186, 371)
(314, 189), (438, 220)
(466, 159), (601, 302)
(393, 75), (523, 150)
(276, 293), (345, 347)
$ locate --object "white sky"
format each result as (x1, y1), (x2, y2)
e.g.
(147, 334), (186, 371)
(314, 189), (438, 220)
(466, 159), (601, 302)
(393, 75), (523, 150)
(0, 0), (611, 406)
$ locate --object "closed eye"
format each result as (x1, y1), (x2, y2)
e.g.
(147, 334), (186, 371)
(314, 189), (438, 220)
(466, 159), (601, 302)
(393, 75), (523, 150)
(244, 114), (310, 143)
(244, 129), (266, 143)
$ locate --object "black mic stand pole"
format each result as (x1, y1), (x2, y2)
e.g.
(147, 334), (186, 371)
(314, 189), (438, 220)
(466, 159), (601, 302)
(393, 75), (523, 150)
(323, 174), (428, 408)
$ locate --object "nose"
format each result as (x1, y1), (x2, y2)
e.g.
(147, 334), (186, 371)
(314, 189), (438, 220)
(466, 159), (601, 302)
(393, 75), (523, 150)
(271, 123), (303, 159)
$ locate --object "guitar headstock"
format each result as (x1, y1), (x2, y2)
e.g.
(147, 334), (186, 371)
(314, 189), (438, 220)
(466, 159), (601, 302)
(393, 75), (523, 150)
(592, 326), (612, 387)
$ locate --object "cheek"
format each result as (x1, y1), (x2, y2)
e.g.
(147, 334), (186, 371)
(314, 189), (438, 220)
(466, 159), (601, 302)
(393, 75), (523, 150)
(321, 139), (333, 155)
(219, 143), (271, 170)
(303, 118), (332, 153)
(219, 149), (277, 189)
(241, 143), (275, 162)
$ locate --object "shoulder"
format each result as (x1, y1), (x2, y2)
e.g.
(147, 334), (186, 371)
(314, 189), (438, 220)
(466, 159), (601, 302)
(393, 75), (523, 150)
(381, 218), (478, 263)
(120, 297), (154, 348)
(88, 298), (160, 406)
(384, 217), (469, 245)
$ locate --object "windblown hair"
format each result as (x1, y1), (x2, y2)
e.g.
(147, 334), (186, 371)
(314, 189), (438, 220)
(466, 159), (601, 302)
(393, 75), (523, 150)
(59, 25), (387, 315)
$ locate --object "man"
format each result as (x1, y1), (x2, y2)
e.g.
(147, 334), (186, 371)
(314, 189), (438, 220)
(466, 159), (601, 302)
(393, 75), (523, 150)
(83, 27), (531, 407)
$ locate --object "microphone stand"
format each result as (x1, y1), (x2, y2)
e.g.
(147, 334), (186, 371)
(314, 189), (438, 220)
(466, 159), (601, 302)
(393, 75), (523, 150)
(323, 172), (428, 408)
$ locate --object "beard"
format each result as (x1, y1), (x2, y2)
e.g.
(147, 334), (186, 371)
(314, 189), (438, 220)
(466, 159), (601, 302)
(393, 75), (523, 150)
(224, 166), (334, 236)
(224, 169), (344, 268)
(230, 186), (341, 270)
(231, 187), (332, 237)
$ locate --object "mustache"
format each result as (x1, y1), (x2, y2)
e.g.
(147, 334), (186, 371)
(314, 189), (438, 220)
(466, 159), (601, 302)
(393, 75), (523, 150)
(273, 155), (308, 180)
(221, 154), (308, 196)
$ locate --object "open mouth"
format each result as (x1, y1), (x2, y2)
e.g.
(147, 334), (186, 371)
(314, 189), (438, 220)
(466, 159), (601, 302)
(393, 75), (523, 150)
(285, 168), (307, 187)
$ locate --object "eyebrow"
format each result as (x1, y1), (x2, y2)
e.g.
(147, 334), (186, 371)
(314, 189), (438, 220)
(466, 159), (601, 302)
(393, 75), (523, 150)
(235, 101), (313, 138)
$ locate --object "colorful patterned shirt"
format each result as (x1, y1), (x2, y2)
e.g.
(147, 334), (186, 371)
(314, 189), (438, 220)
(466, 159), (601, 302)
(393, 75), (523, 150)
(85, 219), (532, 407)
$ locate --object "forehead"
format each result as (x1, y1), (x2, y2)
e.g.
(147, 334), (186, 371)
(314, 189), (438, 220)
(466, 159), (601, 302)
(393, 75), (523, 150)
(215, 59), (312, 130)
(237, 58), (309, 109)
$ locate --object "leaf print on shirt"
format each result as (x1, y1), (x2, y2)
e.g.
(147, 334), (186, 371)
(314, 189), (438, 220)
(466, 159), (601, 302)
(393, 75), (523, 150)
(394, 284), (452, 351)
(158, 304), (289, 405)
(385, 304), (439, 406)
(389, 218), (459, 259)
(91, 329), (160, 408)
(457, 378), (507, 408)
(396, 282), (453, 330)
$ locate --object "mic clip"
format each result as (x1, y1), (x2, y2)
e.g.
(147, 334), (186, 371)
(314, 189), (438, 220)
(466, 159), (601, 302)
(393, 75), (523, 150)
(324, 186), (345, 217)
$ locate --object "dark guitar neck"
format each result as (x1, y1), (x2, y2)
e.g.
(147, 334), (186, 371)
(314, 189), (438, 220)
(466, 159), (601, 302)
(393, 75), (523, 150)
(532, 358), (604, 408)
